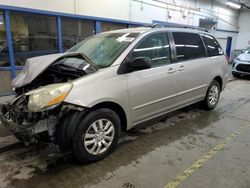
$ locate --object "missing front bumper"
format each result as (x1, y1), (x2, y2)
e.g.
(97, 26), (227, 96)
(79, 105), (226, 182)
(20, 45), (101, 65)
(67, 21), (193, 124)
(0, 104), (58, 144)
(0, 100), (86, 146)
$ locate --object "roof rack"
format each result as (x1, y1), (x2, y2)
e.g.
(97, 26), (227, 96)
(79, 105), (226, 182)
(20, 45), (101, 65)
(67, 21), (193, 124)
(146, 23), (209, 32)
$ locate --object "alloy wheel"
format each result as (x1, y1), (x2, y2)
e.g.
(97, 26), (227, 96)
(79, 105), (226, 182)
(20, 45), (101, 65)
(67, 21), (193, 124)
(83, 118), (115, 155)
(208, 85), (219, 106)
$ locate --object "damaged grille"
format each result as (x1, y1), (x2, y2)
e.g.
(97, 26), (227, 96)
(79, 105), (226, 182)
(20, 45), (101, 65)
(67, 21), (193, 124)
(2, 97), (40, 124)
(2, 95), (60, 125)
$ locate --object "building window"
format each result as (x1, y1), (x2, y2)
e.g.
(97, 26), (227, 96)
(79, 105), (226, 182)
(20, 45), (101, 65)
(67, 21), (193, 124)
(129, 24), (141, 28)
(100, 21), (127, 32)
(0, 10), (12, 94)
(61, 17), (95, 51)
(0, 10), (10, 67)
(10, 12), (58, 66)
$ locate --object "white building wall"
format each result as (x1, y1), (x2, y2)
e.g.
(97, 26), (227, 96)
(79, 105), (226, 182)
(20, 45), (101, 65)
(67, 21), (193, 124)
(129, 0), (239, 51)
(0, 0), (75, 13)
(77, 0), (130, 20)
(0, 0), (240, 50)
(0, 0), (239, 29)
(236, 11), (250, 50)
(130, 0), (238, 30)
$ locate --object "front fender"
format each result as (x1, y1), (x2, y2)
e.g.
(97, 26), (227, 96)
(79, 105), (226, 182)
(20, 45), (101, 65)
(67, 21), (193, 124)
(64, 66), (132, 128)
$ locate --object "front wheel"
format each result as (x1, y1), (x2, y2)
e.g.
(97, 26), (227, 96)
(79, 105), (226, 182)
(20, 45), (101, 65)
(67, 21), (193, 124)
(202, 80), (221, 110)
(72, 108), (121, 163)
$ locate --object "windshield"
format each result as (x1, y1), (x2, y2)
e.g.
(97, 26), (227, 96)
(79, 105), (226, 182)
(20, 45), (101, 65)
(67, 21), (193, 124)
(67, 32), (139, 68)
(246, 48), (250, 54)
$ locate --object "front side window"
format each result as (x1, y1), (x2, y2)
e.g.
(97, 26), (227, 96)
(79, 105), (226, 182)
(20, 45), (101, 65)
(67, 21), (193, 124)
(68, 32), (139, 68)
(131, 32), (171, 67)
(173, 32), (206, 61)
(201, 34), (223, 57)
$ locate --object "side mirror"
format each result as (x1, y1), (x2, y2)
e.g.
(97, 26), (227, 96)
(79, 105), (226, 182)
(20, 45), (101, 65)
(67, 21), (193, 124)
(129, 57), (151, 71)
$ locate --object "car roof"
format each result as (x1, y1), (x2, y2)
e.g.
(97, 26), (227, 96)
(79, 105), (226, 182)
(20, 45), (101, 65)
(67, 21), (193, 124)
(102, 27), (211, 36)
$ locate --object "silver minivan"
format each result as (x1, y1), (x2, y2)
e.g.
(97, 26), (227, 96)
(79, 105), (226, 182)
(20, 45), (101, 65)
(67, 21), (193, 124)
(0, 26), (228, 163)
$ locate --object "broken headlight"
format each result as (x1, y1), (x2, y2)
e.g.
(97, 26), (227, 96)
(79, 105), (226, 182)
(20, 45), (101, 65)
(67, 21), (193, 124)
(26, 83), (73, 112)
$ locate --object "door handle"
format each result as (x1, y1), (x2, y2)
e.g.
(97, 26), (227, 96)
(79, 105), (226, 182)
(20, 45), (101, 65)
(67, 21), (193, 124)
(168, 67), (176, 74)
(178, 65), (185, 71)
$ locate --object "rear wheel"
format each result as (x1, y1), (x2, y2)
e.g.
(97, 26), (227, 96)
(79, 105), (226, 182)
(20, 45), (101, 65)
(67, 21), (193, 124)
(72, 108), (121, 163)
(202, 80), (221, 110)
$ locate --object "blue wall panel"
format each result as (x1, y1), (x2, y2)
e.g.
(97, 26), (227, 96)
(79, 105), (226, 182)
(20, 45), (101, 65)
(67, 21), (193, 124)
(95, 21), (101, 33)
(4, 10), (16, 79)
(57, 16), (63, 53)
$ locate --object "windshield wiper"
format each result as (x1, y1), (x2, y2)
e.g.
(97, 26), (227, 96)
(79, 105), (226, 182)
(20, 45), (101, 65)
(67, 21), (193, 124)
(79, 52), (99, 70)
(51, 63), (86, 75)
(64, 52), (99, 71)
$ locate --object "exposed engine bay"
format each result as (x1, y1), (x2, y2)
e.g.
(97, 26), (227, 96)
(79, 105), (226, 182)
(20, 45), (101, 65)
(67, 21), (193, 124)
(14, 54), (97, 96)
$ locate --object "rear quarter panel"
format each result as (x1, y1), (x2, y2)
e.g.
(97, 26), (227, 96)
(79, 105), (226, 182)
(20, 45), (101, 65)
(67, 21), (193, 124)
(209, 55), (228, 90)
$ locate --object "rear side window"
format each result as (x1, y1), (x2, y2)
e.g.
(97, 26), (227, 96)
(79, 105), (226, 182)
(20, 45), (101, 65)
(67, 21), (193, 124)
(201, 34), (224, 57)
(131, 32), (171, 67)
(172, 32), (206, 61)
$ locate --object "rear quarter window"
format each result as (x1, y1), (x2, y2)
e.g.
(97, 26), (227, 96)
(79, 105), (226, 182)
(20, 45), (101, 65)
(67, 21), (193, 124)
(201, 34), (224, 57)
(172, 32), (206, 61)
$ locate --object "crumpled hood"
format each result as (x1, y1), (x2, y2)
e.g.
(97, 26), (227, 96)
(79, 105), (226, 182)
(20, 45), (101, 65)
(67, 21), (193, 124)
(11, 52), (87, 88)
(238, 53), (250, 62)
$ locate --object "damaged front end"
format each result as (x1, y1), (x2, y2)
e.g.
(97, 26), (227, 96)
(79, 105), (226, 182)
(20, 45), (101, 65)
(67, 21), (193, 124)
(0, 91), (86, 146)
(0, 52), (93, 146)
(0, 97), (60, 145)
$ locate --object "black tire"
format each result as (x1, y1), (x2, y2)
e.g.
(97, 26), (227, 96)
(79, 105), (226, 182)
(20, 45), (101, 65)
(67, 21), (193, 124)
(56, 111), (86, 152)
(202, 80), (221, 111)
(232, 72), (241, 78)
(72, 108), (121, 164)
